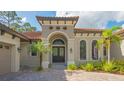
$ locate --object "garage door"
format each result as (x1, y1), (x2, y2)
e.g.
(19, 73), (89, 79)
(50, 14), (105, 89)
(0, 44), (11, 74)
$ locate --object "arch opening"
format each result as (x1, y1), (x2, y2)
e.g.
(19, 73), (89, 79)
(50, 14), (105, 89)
(48, 32), (68, 64)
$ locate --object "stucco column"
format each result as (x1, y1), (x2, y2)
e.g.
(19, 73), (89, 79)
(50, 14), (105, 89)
(87, 40), (91, 61)
(67, 39), (75, 65)
(42, 39), (49, 69)
(11, 45), (20, 72)
(87, 40), (92, 61)
(99, 44), (104, 60)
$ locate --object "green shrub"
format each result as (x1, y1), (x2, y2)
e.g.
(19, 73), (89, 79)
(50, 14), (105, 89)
(111, 66), (120, 73)
(113, 60), (124, 66)
(119, 67), (124, 74)
(101, 59), (107, 64)
(67, 64), (77, 70)
(102, 63), (115, 72)
(85, 63), (94, 71)
(79, 64), (86, 70)
(93, 62), (102, 71)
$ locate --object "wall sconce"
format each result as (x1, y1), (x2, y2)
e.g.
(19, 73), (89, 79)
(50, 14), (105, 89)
(0, 44), (3, 48)
(17, 47), (21, 53)
(70, 48), (72, 53)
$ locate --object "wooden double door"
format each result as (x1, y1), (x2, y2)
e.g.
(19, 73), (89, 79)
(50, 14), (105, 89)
(52, 46), (65, 63)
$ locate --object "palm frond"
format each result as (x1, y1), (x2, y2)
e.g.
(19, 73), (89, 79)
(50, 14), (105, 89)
(111, 26), (122, 31)
(111, 35), (121, 45)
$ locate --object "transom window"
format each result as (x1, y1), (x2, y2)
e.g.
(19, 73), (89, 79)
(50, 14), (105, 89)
(80, 40), (86, 60)
(92, 40), (98, 60)
(52, 39), (65, 45)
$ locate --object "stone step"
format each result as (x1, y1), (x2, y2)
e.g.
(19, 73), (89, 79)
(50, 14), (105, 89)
(51, 63), (67, 70)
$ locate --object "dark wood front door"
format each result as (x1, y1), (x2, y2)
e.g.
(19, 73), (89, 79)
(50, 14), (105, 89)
(52, 46), (65, 63)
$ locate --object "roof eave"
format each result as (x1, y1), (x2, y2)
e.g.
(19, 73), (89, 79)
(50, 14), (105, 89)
(0, 23), (29, 41)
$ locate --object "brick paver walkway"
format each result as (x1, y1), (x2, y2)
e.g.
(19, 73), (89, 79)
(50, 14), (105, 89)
(0, 70), (124, 81)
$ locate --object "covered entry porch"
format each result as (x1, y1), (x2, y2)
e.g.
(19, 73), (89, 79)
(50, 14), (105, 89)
(42, 31), (75, 68)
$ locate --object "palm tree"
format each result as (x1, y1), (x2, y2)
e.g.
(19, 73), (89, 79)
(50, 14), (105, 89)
(30, 41), (51, 70)
(97, 26), (122, 63)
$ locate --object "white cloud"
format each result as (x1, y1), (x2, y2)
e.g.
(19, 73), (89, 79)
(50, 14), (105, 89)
(121, 24), (124, 28)
(56, 11), (124, 28)
(21, 17), (27, 22)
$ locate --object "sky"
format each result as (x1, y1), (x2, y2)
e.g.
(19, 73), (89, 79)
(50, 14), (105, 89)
(17, 11), (124, 31)
(17, 11), (56, 31)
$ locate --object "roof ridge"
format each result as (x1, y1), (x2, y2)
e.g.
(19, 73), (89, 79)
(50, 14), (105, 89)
(36, 16), (79, 18)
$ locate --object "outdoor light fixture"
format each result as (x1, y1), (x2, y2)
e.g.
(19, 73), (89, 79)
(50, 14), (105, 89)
(17, 47), (21, 53)
(0, 44), (3, 48)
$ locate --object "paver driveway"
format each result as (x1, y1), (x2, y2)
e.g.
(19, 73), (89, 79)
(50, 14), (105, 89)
(0, 69), (124, 81)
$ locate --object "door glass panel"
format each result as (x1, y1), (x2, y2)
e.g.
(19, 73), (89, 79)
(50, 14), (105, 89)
(53, 48), (58, 56)
(59, 48), (64, 56)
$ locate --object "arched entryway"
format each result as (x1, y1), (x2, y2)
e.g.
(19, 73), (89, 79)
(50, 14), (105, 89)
(52, 39), (65, 63)
(47, 31), (68, 64)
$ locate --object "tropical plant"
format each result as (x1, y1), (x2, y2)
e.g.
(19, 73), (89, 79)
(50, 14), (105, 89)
(67, 64), (78, 70)
(102, 62), (115, 72)
(119, 67), (124, 74)
(97, 26), (122, 63)
(93, 62), (102, 71)
(85, 63), (94, 71)
(30, 41), (51, 70)
(79, 64), (86, 70)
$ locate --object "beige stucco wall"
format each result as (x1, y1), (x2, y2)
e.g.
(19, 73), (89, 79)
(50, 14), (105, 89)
(74, 33), (103, 65)
(110, 40), (124, 60)
(20, 42), (40, 67)
(0, 31), (20, 72)
(42, 24), (74, 39)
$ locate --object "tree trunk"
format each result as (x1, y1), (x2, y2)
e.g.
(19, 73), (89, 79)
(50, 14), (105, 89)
(40, 53), (42, 67)
(107, 40), (110, 63)
(98, 48), (101, 61)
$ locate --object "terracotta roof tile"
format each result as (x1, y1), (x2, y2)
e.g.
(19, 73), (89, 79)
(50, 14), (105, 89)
(22, 31), (42, 40)
(0, 23), (29, 41)
(113, 29), (124, 35)
(36, 16), (79, 21)
(22, 27), (104, 41)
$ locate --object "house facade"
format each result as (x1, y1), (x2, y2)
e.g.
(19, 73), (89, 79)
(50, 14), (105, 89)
(0, 16), (124, 74)
(21, 16), (105, 68)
